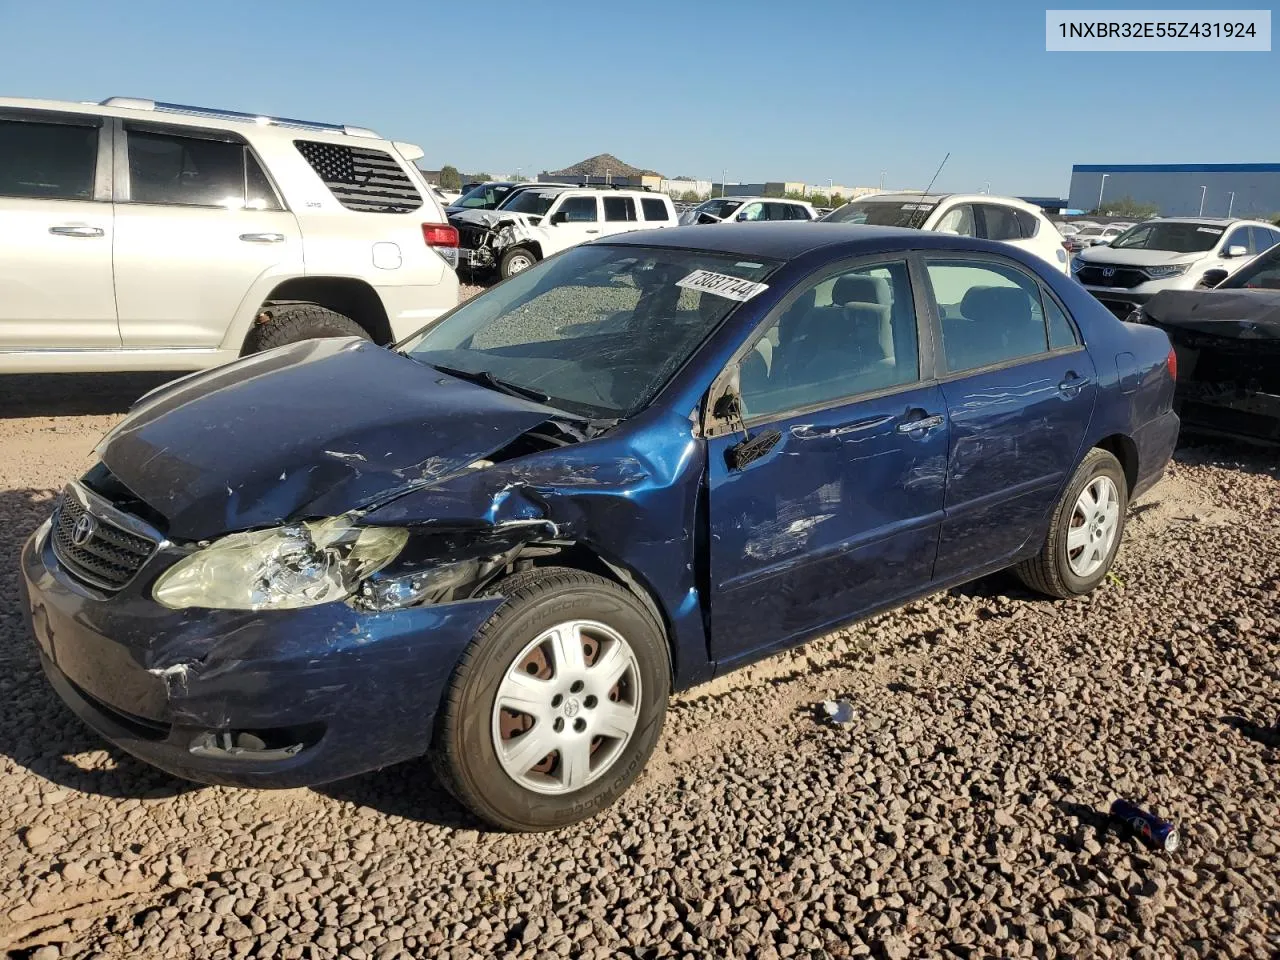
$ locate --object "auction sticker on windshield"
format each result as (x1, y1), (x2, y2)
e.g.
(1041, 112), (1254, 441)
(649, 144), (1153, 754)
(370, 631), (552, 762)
(678, 270), (769, 302)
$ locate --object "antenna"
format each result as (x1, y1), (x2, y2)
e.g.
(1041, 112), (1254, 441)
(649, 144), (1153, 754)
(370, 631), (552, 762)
(908, 152), (950, 229)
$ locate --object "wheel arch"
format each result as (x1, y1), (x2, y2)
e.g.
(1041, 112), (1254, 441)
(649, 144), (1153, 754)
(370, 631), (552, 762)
(240, 277), (394, 354)
(1093, 433), (1139, 495)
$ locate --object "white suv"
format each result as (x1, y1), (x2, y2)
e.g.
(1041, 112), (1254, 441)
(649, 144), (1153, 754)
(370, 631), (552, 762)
(0, 96), (460, 373)
(680, 196), (818, 225)
(1071, 217), (1280, 318)
(453, 186), (679, 279)
(822, 192), (1070, 273)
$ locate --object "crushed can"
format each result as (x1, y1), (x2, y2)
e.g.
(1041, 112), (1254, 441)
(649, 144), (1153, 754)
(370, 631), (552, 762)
(1110, 799), (1180, 852)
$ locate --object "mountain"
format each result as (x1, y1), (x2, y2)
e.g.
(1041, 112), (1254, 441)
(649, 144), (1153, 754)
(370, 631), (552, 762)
(547, 153), (662, 179)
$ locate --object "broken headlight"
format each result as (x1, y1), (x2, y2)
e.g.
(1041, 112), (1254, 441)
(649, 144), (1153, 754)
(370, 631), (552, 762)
(153, 518), (408, 611)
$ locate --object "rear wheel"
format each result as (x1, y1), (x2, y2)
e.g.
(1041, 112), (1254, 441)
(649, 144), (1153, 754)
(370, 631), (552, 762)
(432, 567), (669, 831)
(1015, 447), (1127, 598)
(499, 247), (538, 280)
(249, 303), (369, 353)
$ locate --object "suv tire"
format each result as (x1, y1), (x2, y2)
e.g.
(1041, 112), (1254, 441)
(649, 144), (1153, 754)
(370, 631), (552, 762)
(1014, 447), (1128, 599)
(432, 567), (670, 831)
(499, 247), (538, 280)
(251, 303), (370, 353)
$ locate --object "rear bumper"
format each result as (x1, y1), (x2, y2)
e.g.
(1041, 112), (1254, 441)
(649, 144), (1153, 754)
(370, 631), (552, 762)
(21, 522), (500, 788)
(1175, 391), (1280, 444)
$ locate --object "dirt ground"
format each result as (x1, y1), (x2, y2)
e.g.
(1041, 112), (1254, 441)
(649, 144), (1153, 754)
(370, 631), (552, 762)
(0, 372), (1276, 960)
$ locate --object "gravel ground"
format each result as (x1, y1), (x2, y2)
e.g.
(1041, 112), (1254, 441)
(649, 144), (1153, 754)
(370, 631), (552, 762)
(0, 371), (1277, 960)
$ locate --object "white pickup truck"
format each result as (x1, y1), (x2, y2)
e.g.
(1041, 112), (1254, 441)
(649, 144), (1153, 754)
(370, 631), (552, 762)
(451, 186), (679, 279)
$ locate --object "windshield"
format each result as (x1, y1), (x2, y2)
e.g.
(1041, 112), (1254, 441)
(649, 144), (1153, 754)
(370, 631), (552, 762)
(693, 199), (744, 221)
(454, 183), (512, 209)
(822, 198), (940, 227)
(1111, 221), (1224, 253)
(401, 245), (778, 419)
(1078, 227), (1104, 237)
(1223, 243), (1280, 289)
(499, 189), (561, 216)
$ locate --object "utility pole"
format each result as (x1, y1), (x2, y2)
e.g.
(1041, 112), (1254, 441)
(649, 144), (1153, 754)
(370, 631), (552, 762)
(1198, 184), (1207, 216)
(1097, 173), (1109, 212)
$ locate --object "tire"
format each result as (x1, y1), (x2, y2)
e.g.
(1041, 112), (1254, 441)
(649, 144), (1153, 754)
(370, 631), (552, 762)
(1014, 447), (1128, 599)
(250, 303), (370, 353)
(432, 566), (670, 831)
(499, 247), (538, 280)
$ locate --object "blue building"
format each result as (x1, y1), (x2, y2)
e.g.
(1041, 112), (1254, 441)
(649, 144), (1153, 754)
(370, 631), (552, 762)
(1068, 163), (1280, 218)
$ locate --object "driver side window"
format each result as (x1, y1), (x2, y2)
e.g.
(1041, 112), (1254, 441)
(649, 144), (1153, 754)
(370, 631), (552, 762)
(738, 261), (921, 419)
(739, 203), (765, 222)
(558, 196), (598, 222)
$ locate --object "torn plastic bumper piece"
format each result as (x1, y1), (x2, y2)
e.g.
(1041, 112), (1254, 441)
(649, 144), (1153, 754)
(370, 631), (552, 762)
(21, 526), (502, 788)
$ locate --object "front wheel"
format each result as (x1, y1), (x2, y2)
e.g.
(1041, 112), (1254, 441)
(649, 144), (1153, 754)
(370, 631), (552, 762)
(499, 247), (538, 279)
(432, 567), (670, 831)
(1014, 447), (1128, 598)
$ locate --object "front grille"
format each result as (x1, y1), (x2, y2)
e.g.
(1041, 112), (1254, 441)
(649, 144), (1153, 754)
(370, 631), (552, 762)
(52, 491), (157, 591)
(1079, 265), (1147, 289)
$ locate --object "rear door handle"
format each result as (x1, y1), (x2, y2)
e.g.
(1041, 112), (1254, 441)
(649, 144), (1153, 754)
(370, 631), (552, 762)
(1058, 373), (1091, 396)
(49, 225), (104, 238)
(239, 232), (286, 243)
(896, 414), (945, 434)
(585, 229), (599, 234)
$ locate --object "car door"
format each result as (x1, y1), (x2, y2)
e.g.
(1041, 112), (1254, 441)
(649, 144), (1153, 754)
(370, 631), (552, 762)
(0, 109), (119, 349)
(111, 122), (302, 348)
(706, 257), (949, 666)
(923, 255), (1097, 582)
(736, 202), (766, 223)
(544, 194), (601, 253)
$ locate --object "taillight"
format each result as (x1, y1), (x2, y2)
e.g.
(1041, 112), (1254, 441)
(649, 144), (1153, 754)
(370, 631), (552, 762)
(422, 224), (458, 247)
(1167, 347), (1177, 381)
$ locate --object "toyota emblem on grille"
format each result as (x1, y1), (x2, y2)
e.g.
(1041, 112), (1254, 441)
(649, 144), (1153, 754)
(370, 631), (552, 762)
(1101, 267), (1115, 279)
(71, 513), (96, 546)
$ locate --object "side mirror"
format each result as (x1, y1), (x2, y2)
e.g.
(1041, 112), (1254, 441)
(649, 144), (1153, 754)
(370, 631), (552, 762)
(1225, 245), (1248, 258)
(735, 211), (750, 222)
(712, 390), (743, 421)
(1200, 268), (1229, 288)
(549, 211), (568, 226)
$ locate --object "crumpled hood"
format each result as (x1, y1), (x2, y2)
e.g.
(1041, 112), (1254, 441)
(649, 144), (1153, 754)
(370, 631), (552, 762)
(1144, 288), (1280, 339)
(97, 338), (559, 541)
(1078, 246), (1205, 267)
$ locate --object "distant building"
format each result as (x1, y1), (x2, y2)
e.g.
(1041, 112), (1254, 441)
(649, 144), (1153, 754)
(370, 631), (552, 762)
(709, 182), (880, 200)
(1068, 164), (1280, 218)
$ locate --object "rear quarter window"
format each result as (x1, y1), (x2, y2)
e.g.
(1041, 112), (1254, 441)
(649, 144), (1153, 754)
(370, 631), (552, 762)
(641, 197), (670, 221)
(294, 140), (422, 213)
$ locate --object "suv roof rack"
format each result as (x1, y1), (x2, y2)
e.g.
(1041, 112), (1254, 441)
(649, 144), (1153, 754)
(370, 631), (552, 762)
(572, 182), (652, 192)
(98, 98), (381, 138)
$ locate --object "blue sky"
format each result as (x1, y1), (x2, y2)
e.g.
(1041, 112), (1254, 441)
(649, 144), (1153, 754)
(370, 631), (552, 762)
(2, 0), (1276, 196)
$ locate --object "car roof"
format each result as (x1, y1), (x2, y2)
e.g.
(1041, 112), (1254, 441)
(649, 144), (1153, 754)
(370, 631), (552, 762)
(705, 196), (811, 204)
(605, 222), (1015, 260)
(855, 191), (1043, 212)
(1146, 216), (1261, 226)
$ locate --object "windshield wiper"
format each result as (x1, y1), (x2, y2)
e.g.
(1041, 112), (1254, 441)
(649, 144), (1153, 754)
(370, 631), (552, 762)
(428, 363), (551, 404)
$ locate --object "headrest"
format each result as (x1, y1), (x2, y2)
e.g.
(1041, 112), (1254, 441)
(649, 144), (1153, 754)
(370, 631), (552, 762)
(832, 275), (888, 306)
(960, 286), (1033, 325)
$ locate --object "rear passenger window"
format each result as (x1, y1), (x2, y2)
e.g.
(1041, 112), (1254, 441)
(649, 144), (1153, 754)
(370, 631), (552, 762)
(926, 260), (1053, 373)
(640, 197), (669, 221)
(128, 129), (281, 210)
(981, 204), (1023, 241)
(934, 204), (977, 237)
(739, 261), (920, 419)
(0, 117), (98, 200)
(1044, 294), (1079, 349)
(603, 196), (637, 222)
(1013, 209), (1040, 238)
(295, 139), (421, 213)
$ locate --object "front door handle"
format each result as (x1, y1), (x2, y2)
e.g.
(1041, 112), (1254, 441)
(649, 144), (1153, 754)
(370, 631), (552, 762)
(49, 225), (104, 238)
(896, 413), (945, 434)
(585, 229), (600, 234)
(239, 232), (286, 243)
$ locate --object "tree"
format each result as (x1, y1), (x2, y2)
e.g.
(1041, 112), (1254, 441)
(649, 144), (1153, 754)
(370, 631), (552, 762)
(808, 191), (830, 208)
(678, 190), (702, 203)
(472, 172), (492, 182)
(830, 192), (845, 208)
(783, 190), (807, 201)
(1087, 195), (1159, 219)
(438, 165), (462, 191)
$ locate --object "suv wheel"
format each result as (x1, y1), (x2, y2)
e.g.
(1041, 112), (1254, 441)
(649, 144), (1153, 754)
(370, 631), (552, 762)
(251, 303), (370, 353)
(432, 567), (669, 831)
(499, 247), (537, 280)
(1014, 448), (1128, 598)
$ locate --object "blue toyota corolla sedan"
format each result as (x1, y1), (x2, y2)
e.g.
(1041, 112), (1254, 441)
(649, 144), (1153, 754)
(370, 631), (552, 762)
(21, 224), (1179, 830)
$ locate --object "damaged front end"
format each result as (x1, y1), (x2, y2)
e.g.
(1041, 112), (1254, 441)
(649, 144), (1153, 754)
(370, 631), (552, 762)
(453, 209), (545, 271)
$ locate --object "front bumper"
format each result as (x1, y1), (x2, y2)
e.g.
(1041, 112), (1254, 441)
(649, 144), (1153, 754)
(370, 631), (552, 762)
(21, 522), (500, 788)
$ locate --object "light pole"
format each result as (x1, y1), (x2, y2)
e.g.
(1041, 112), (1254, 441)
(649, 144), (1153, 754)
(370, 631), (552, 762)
(880, 170), (886, 191)
(1097, 174), (1109, 212)
(983, 181), (991, 195)
(721, 168), (726, 197)
(516, 167), (522, 182)
(1228, 191), (1236, 217)
(827, 178), (833, 200)
(1198, 184), (1207, 216)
